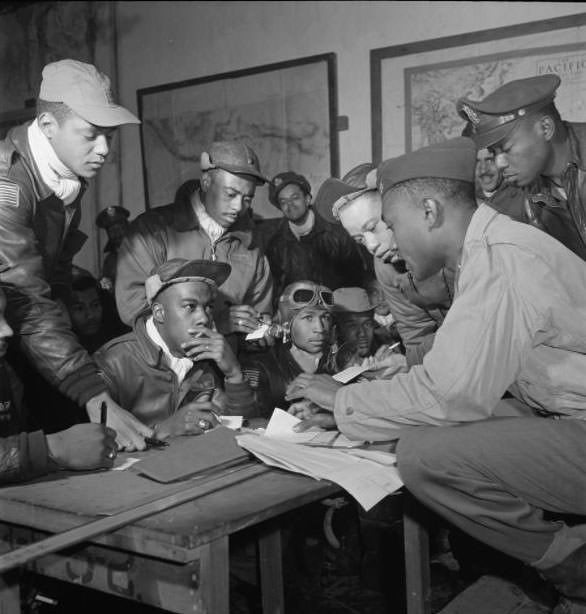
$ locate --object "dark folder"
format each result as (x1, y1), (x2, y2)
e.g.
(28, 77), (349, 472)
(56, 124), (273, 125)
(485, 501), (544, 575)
(134, 426), (250, 483)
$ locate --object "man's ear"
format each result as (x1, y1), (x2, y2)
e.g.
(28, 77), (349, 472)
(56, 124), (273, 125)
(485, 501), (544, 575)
(422, 198), (441, 230)
(152, 301), (165, 324)
(200, 171), (211, 193)
(37, 112), (59, 140)
(538, 115), (556, 142)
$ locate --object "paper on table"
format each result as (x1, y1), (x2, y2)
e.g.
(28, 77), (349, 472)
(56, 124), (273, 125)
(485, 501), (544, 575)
(236, 433), (402, 511)
(220, 415), (243, 430)
(245, 323), (270, 340)
(333, 364), (370, 383)
(265, 408), (363, 447)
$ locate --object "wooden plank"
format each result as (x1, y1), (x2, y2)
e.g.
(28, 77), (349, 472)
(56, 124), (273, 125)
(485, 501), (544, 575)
(0, 463), (267, 574)
(257, 520), (284, 614)
(403, 494), (431, 614)
(0, 470), (341, 562)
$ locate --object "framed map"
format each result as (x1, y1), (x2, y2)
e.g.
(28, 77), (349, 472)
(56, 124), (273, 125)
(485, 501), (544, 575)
(371, 13), (586, 163)
(137, 53), (339, 214)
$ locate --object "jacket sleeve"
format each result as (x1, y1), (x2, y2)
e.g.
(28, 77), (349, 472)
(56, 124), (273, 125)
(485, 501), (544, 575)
(334, 249), (540, 440)
(375, 260), (440, 366)
(0, 431), (50, 484)
(0, 180), (105, 405)
(115, 222), (167, 326)
(224, 378), (257, 418)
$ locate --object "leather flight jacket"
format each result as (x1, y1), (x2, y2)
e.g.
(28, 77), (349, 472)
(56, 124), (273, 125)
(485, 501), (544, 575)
(0, 123), (105, 405)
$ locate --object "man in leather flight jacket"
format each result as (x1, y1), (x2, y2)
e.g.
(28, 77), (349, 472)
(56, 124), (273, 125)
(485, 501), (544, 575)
(0, 59), (150, 451)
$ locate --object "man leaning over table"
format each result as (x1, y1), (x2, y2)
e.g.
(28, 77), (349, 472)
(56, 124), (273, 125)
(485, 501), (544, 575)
(0, 59), (150, 451)
(286, 137), (586, 613)
(0, 287), (117, 484)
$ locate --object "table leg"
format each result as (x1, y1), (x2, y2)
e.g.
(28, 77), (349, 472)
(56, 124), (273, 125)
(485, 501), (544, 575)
(257, 520), (284, 614)
(0, 571), (20, 614)
(403, 494), (431, 614)
(199, 536), (230, 613)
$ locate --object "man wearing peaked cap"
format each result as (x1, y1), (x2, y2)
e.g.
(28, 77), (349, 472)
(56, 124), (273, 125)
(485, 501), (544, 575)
(0, 59), (150, 452)
(286, 136), (586, 611)
(95, 258), (256, 437)
(458, 73), (586, 263)
(115, 140), (273, 336)
(264, 171), (365, 307)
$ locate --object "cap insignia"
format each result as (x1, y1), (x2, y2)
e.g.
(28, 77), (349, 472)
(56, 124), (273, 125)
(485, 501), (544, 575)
(460, 104), (480, 125)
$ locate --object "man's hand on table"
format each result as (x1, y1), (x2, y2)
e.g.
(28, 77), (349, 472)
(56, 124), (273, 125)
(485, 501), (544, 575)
(86, 392), (152, 451)
(287, 399), (338, 432)
(153, 401), (221, 439)
(285, 373), (342, 412)
(46, 423), (118, 471)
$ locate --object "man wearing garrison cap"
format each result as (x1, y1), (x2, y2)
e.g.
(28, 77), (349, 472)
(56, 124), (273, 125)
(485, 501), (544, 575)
(458, 74), (586, 262)
(286, 137), (586, 612)
(115, 141), (273, 336)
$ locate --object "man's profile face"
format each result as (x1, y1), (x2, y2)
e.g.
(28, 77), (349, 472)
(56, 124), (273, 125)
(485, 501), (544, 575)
(290, 307), (331, 355)
(0, 290), (14, 359)
(202, 169), (256, 228)
(492, 118), (550, 187)
(338, 192), (395, 262)
(42, 111), (115, 179)
(277, 184), (311, 224)
(336, 313), (375, 357)
(155, 281), (213, 356)
(382, 190), (441, 282)
(68, 287), (103, 337)
(475, 148), (502, 194)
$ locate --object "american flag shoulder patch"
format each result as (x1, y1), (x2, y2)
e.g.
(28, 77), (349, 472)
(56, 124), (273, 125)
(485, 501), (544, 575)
(0, 182), (19, 208)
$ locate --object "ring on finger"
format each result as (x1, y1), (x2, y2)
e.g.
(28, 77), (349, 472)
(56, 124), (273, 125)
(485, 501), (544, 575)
(237, 319), (243, 326)
(107, 450), (117, 460)
(197, 418), (211, 431)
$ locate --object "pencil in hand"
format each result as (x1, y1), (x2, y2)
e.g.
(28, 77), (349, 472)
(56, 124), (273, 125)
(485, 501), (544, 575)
(100, 401), (108, 426)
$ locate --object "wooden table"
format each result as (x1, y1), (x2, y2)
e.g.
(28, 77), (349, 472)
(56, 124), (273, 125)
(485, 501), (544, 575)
(0, 460), (430, 614)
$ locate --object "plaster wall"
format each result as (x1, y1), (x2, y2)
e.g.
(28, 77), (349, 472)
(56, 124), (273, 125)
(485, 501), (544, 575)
(115, 1), (584, 220)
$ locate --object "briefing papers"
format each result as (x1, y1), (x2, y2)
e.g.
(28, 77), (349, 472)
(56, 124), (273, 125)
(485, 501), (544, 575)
(236, 408), (403, 511)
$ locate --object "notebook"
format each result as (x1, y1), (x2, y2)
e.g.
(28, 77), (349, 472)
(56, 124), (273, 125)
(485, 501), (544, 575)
(134, 426), (250, 483)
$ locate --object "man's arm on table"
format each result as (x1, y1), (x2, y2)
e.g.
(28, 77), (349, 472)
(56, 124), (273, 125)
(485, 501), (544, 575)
(293, 259), (539, 441)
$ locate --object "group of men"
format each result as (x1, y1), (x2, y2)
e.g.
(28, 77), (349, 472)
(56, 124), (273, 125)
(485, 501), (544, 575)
(1, 54), (586, 613)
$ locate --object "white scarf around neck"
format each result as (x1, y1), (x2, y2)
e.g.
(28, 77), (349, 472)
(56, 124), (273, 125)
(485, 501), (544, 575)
(146, 316), (194, 384)
(193, 192), (227, 245)
(288, 208), (315, 240)
(27, 119), (82, 205)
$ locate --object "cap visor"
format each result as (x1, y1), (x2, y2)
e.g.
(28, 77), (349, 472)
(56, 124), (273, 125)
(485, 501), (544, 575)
(174, 261), (232, 288)
(216, 164), (268, 185)
(74, 103), (141, 127)
(471, 121), (517, 149)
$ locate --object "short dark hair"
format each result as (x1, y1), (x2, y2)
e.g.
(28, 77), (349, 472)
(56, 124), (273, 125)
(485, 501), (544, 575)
(36, 99), (74, 124)
(387, 177), (476, 210)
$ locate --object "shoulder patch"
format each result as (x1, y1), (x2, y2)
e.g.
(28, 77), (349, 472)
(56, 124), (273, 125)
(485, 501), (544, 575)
(0, 181), (19, 208)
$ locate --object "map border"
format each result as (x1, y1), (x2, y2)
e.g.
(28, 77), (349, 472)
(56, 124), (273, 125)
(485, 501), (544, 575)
(370, 12), (586, 163)
(137, 53), (338, 210)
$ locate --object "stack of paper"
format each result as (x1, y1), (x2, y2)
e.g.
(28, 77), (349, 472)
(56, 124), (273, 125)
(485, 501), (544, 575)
(236, 409), (403, 510)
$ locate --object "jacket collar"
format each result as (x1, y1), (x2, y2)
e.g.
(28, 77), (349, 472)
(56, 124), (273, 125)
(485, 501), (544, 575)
(132, 314), (168, 369)
(8, 122), (88, 202)
(170, 179), (256, 248)
(564, 122), (586, 173)
(280, 207), (328, 241)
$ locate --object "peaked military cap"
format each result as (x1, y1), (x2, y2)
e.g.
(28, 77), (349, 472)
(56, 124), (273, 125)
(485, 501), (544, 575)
(456, 74), (561, 148)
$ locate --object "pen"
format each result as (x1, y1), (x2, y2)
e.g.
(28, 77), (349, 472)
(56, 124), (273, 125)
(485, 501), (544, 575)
(100, 401), (107, 425)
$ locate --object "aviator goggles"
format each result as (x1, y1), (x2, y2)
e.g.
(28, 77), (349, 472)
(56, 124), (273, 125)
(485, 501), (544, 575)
(280, 282), (334, 310)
